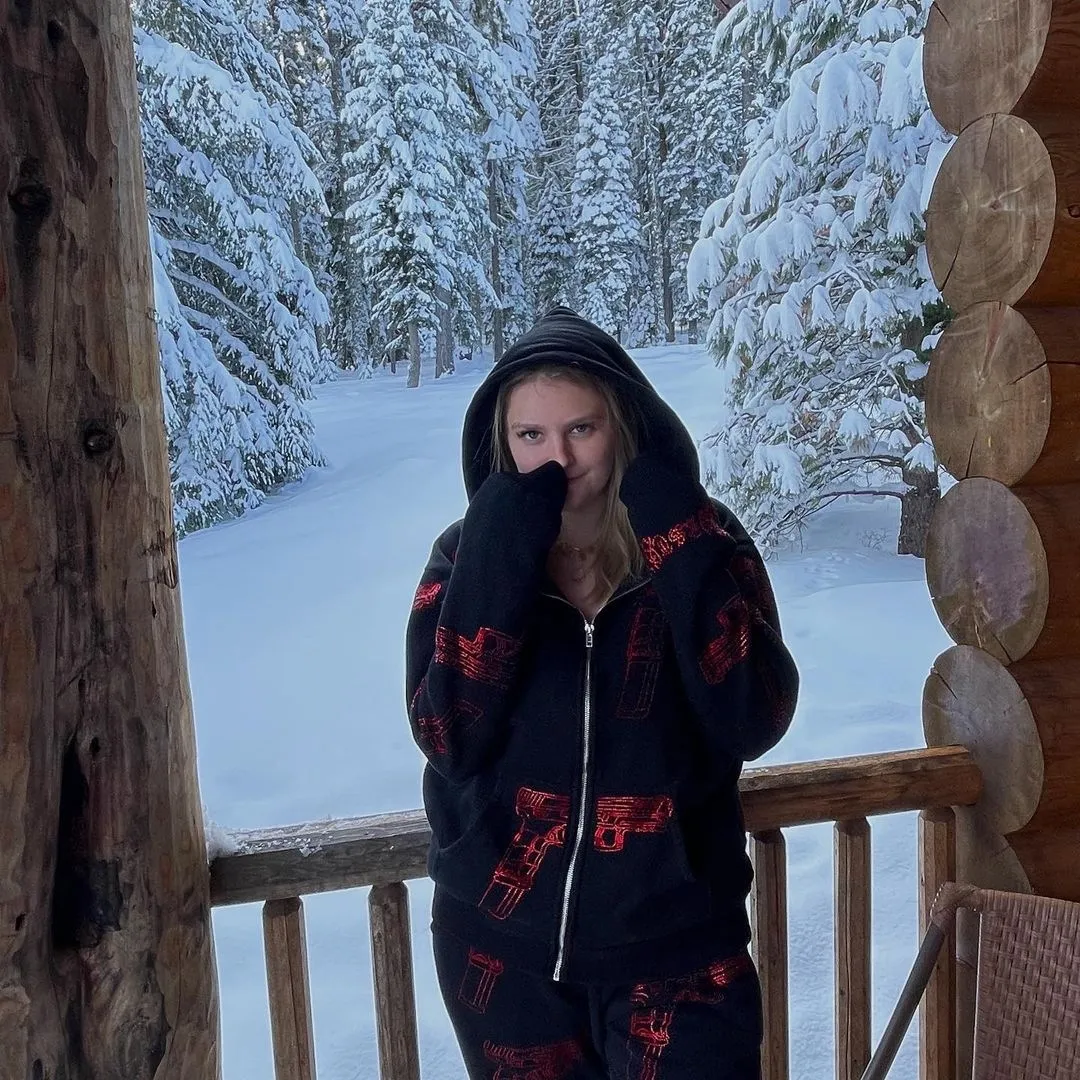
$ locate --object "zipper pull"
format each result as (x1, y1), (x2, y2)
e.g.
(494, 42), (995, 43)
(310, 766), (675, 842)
(584, 621), (594, 648)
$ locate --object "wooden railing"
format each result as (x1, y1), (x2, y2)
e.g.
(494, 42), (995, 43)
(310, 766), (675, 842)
(210, 745), (981, 1080)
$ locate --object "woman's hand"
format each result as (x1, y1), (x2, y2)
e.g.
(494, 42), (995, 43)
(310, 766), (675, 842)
(510, 458), (568, 514)
(466, 460), (568, 559)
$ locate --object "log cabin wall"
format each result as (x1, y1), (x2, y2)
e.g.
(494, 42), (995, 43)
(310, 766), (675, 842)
(922, 0), (1080, 904)
(921, 3), (1080, 1073)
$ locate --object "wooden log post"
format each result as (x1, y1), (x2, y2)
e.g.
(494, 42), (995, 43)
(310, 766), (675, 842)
(923, 5), (1080, 1072)
(834, 819), (871, 1080)
(924, 114), (1058, 309)
(263, 899), (317, 1080)
(0, 0), (221, 1073)
(922, 0), (1080, 877)
(369, 883), (420, 1080)
(751, 831), (789, 1080)
(918, 809), (957, 1080)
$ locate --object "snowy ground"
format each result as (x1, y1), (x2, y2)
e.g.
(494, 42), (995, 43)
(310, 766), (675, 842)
(181, 343), (953, 1080)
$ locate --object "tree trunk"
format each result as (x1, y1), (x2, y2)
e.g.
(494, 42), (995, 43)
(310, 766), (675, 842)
(290, 201), (304, 259)
(326, 29), (361, 371)
(473, 286), (486, 358)
(661, 243), (675, 344)
(687, 318), (698, 345)
(897, 464), (939, 557)
(488, 167), (505, 361)
(434, 286), (453, 379)
(655, 69), (675, 345)
(407, 320), (421, 388)
(0, 0), (221, 1073)
(290, 201), (327, 366)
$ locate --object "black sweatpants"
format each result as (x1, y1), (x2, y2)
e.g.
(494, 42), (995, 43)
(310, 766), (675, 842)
(433, 929), (763, 1080)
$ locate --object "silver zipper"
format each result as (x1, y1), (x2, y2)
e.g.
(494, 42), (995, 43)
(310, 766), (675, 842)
(553, 616), (594, 981)
(540, 578), (650, 982)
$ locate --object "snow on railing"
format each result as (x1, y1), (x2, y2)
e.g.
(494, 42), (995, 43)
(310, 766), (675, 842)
(209, 745), (981, 1080)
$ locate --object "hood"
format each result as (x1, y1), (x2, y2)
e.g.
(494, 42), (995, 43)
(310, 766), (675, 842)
(462, 308), (700, 499)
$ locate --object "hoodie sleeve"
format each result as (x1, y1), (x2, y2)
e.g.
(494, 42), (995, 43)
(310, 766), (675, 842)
(405, 466), (565, 780)
(620, 455), (799, 762)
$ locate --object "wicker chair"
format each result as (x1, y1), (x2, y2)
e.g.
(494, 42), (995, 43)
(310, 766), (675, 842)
(861, 883), (1080, 1080)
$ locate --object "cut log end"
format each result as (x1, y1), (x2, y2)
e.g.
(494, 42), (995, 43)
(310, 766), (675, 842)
(925, 113), (1055, 310)
(923, 645), (1043, 836)
(926, 302), (1050, 485)
(925, 478), (1048, 663)
(924, 0), (1053, 135)
(953, 807), (1032, 912)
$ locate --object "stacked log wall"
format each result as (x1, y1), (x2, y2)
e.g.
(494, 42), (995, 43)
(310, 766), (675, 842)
(923, 0), (1080, 905)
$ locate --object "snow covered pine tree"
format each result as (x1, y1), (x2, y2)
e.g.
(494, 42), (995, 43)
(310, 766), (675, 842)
(691, 0), (953, 556)
(572, 49), (649, 343)
(135, 0), (329, 532)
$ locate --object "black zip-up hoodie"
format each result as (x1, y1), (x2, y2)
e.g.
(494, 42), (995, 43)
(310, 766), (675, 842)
(406, 308), (799, 985)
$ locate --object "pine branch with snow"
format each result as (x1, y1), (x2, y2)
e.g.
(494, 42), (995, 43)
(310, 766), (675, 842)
(134, 0), (329, 533)
(691, 0), (952, 555)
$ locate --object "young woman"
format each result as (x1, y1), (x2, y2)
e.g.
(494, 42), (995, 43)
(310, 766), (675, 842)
(406, 308), (799, 1080)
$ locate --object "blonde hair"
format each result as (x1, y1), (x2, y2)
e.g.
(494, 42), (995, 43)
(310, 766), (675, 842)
(492, 365), (645, 601)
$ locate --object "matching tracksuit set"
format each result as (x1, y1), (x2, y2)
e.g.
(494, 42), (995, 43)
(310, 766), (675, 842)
(406, 310), (800, 1080)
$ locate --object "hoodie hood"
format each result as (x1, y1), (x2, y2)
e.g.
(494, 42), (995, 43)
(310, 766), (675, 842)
(462, 308), (700, 499)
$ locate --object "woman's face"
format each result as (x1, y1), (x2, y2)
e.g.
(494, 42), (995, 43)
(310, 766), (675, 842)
(505, 376), (617, 514)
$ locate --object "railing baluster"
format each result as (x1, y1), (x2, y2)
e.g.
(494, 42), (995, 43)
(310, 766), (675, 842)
(369, 882), (421, 1080)
(918, 808), (957, 1080)
(751, 829), (789, 1080)
(262, 897), (317, 1080)
(835, 818), (871, 1080)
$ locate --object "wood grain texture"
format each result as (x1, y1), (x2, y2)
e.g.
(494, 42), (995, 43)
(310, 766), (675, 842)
(1003, 657), (1080, 837)
(1013, 307), (1080, 487)
(369, 883), (420, 1080)
(751, 831), (788, 1080)
(835, 819), (871, 1080)
(263, 898), (317, 1080)
(926, 478), (1080, 664)
(1005, 822), (1080, 899)
(918, 809), (957, 1080)
(925, 114), (1056, 309)
(925, 303), (1050, 486)
(922, 0), (1080, 984)
(0, 0), (219, 1072)
(925, 479), (1048, 665)
(210, 748), (981, 905)
(738, 747), (982, 832)
(924, 0), (1051, 134)
(211, 810), (432, 905)
(925, 0), (1080, 135)
(924, 646), (1044, 837)
(925, 646), (1080, 901)
(925, 303), (1080, 488)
